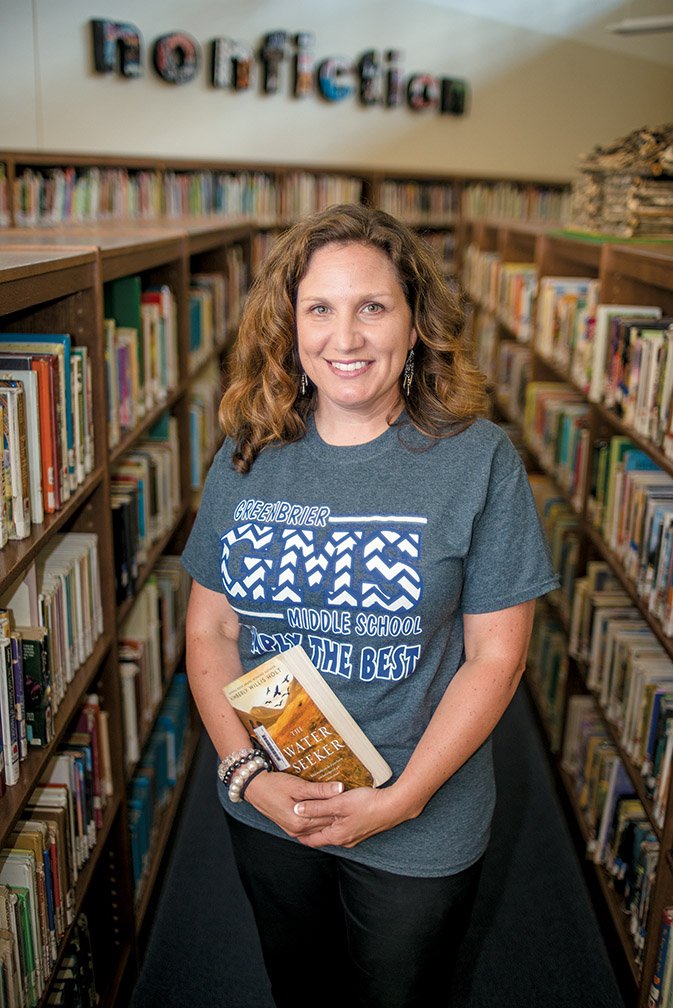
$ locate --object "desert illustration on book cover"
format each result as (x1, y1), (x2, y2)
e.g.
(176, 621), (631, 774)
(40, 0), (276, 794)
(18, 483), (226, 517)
(223, 647), (391, 789)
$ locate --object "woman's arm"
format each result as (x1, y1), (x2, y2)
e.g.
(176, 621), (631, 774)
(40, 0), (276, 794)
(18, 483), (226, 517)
(185, 580), (345, 836)
(292, 599), (536, 848)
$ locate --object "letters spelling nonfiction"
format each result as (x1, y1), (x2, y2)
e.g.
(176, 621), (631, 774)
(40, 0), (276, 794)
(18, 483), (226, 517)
(91, 21), (468, 115)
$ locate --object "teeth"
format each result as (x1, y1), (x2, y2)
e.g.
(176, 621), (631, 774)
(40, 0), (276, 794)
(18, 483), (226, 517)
(331, 361), (367, 372)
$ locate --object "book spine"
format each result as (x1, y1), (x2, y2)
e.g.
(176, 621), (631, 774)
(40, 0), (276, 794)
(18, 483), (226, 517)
(10, 632), (26, 761)
(0, 637), (19, 784)
(20, 631), (53, 747)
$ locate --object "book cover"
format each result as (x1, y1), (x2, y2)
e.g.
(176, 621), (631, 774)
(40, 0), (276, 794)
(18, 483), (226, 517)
(223, 645), (392, 789)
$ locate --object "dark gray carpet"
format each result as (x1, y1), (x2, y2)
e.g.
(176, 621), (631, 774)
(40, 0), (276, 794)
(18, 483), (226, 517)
(129, 687), (627, 1008)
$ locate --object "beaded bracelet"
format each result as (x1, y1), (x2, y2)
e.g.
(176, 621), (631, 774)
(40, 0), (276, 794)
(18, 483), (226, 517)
(238, 765), (268, 802)
(217, 747), (257, 783)
(228, 753), (271, 803)
(219, 752), (260, 788)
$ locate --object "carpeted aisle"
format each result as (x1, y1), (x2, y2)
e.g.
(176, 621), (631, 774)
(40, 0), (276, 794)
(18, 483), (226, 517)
(129, 686), (627, 1008)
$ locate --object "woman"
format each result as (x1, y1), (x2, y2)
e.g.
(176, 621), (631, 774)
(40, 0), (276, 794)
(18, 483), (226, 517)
(182, 203), (558, 1007)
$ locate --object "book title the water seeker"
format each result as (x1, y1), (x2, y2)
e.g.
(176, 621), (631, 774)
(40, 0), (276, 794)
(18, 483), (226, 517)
(223, 647), (392, 789)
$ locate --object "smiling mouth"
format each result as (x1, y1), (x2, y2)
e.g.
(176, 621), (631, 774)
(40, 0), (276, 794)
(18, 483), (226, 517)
(329, 360), (370, 372)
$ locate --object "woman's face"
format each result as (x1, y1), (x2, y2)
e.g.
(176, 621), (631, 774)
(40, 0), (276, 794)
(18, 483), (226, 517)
(295, 241), (416, 438)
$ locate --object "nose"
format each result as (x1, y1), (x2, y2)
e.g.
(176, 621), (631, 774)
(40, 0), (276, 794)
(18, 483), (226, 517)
(332, 311), (365, 353)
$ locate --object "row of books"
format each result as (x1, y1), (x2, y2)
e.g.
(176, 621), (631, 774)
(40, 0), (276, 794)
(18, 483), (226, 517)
(649, 904), (673, 1007)
(14, 166), (166, 228)
(600, 311), (673, 448)
(0, 333), (95, 543)
(462, 246), (537, 343)
(568, 562), (673, 827)
(111, 414), (182, 606)
(0, 536), (103, 790)
(522, 383), (673, 558)
(277, 173), (363, 221)
(39, 913), (98, 1008)
(189, 361), (223, 495)
(461, 180), (570, 223)
(562, 693), (656, 965)
(586, 436), (673, 638)
(517, 385), (673, 644)
(535, 274), (599, 376)
(525, 460), (673, 835)
(104, 276), (179, 449)
(10, 164), (366, 227)
(533, 287), (673, 460)
(0, 908), (97, 1008)
(118, 557), (190, 770)
(523, 381), (589, 513)
(526, 604), (569, 753)
(377, 181), (457, 224)
(495, 342), (531, 424)
(0, 692), (110, 1006)
(536, 286), (673, 436)
(128, 673), (190, 900)
(7, 163), (572, 230)
(528, 473), (580, 626)
(188, 274), (225, 376)
(466, 252), (673, 459)
(188, 251), (248, 373)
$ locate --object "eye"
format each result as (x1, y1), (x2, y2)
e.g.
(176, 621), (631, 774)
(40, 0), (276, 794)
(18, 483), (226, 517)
(362, 302), (384, 314)
(310, 304), (329, 315)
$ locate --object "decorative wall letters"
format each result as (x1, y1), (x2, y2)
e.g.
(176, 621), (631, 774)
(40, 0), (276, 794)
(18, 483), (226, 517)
(90, 20), (469, 115)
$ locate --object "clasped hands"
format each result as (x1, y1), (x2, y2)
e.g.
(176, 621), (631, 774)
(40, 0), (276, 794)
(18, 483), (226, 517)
(245, 771), (408, 849)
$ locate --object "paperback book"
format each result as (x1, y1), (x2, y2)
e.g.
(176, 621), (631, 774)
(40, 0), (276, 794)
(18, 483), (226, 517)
(223, 645), (392, 790)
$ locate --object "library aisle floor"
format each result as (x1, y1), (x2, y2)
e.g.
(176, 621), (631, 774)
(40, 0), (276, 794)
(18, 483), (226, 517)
(129, 686), (626, 1008)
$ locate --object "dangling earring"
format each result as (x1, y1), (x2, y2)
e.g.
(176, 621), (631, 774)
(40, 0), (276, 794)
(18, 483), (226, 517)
(300, 372), (308, 396)
(402, 349), (415, 397)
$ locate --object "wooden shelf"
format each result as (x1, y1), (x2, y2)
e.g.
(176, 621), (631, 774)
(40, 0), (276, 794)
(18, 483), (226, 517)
(465, 222), (673, 1008)
(0, 220), (241, 1005)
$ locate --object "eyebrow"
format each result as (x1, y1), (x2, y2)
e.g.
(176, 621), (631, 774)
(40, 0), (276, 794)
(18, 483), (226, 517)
(297, 291), (393, 303)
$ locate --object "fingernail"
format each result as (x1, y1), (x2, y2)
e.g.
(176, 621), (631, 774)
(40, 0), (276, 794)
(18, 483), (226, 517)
(294, 803), (304, 815)
(330, 782), (344, 794)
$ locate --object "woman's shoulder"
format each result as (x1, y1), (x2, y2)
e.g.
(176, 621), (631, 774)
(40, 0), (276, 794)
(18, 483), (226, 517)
(430, 416), (518, 458)
(456, 416), (510, 444)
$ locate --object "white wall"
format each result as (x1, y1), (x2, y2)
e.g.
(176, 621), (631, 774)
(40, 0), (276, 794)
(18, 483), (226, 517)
(1, 0), (673, 181)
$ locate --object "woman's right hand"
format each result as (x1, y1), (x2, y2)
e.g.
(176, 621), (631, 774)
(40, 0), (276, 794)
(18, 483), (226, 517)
(242, 771), (344, 840)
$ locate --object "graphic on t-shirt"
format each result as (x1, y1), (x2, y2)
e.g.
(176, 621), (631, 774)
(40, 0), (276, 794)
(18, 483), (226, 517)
(220, 500), (425, 682)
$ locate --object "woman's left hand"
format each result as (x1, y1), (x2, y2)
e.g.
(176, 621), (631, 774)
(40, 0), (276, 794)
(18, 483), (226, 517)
(291, 783), (412, 848)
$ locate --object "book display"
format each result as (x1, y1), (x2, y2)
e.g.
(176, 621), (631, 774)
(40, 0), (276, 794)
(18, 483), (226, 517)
(462, 216), (673, 1005)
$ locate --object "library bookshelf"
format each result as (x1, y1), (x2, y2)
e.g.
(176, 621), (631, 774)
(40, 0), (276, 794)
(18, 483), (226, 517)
(463, 217), (673, 1007)
(0, 219), (258, 1005)
(0, 151), (571, 1006)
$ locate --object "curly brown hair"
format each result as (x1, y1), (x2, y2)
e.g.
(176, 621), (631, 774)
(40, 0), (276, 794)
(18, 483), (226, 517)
(220, 202), (488, 472)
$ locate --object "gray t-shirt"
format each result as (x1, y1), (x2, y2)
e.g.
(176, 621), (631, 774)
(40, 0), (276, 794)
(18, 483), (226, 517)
(181, 415), (558, 876)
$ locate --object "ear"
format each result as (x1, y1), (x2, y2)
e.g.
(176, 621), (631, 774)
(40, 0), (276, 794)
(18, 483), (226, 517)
(409, 327), (418, 350)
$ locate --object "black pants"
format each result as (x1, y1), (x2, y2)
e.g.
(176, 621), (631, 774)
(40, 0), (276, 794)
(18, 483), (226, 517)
(226, 816), (483, 1008)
